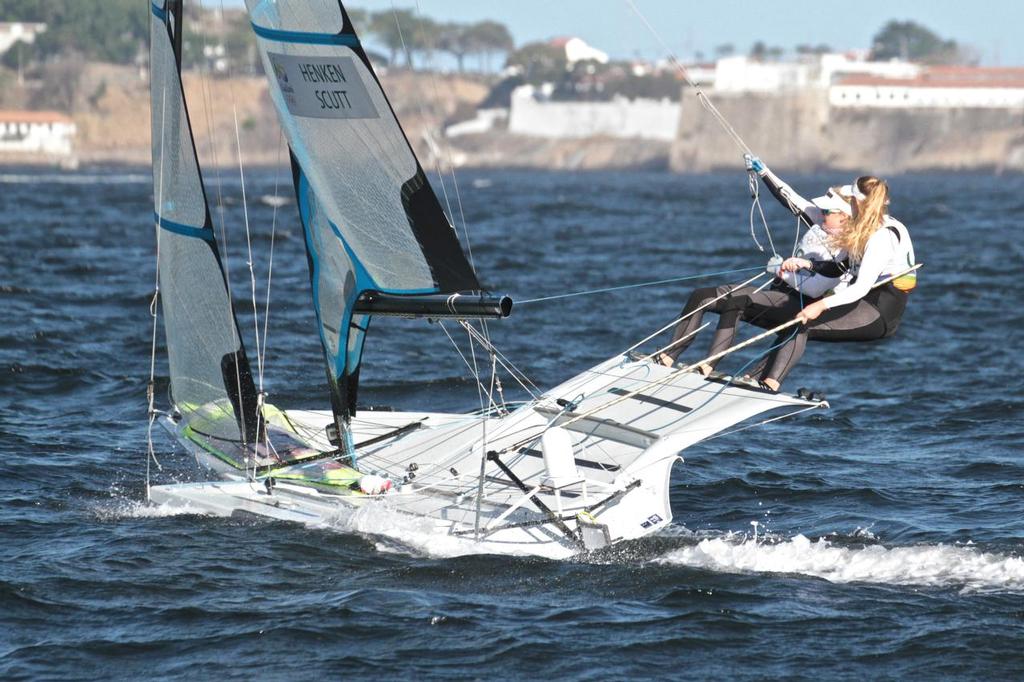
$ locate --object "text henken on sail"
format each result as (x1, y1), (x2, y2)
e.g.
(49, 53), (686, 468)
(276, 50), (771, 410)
(268, 53), (379, 120)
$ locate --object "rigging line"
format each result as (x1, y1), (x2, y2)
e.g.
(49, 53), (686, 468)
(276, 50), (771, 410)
(622, 0), (752, 157)
(217, 0), (264, 436)
(624, 271), (767, 355)
(460, 322), (541, 399)
(558, 263), (923, 432)
(388, 2), (458, 234)
(411, 0), (477, 274)
(147, 66), (171, 499)
(461, 323), (534, 408)
(486, 272), (766, 457)
(232, 95), (263, 392)
(747, 170), (778, 256)
(194, 0), (248, 449)
(259, 129), (284, 387)
(517, 265), (764, 305)
(437, 320), (497, 411)
(217, 0), (268, 456)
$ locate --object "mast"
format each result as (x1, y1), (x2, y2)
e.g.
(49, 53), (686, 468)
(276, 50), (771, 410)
(150, 0), (264, 448)
(244, 0), (508, 451)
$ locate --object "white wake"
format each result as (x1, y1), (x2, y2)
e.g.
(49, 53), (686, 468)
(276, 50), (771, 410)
(657, 532), (1024, 592)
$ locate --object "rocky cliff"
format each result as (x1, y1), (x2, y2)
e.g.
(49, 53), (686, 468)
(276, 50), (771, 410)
(670, 89), (1024, 174)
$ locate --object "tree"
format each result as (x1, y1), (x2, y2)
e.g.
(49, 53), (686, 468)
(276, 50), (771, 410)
(368, 9), (439, 69)
(30, 51), (85, 111)
(749, 41), (784, 62)
(466, 20), (514, 73)
(713, 43), (734, 59)
(369, 9), (415, 67)
(505, 41), (567, 85)
(437, 22), (471, 72)
(0, 0), (148, 65)
(796, 43), (832, 55)
(869, 20), (968, 64)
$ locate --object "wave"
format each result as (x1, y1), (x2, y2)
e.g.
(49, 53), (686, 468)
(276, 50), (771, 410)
(655, 532), (1024, 593)
(0, 172), (150, 185)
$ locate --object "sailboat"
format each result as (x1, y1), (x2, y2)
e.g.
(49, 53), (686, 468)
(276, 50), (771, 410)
(146, 0), (825, 559)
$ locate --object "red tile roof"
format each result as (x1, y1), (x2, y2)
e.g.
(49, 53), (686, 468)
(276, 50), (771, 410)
(0, 110), (74, 124)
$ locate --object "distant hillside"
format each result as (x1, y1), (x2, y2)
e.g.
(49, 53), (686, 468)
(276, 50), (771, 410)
(0, 61), (491, 167)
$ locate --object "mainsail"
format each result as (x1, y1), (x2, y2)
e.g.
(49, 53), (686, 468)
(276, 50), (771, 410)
(150, 0), (263, 448)
(244, 0), (484, 444)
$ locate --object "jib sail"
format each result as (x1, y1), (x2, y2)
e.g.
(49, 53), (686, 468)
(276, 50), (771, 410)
(150, 0), (262, 448)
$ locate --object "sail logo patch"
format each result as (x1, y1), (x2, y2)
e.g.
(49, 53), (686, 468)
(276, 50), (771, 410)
(268, 53), (379, 120)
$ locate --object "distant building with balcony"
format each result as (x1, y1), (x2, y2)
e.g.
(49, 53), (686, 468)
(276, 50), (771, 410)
(831, 67), (1024, 108)
(0, 111), (77, 164)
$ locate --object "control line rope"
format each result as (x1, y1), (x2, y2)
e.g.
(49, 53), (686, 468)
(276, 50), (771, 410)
(623, 0), (753, 157)
(517, 265), (763, 305)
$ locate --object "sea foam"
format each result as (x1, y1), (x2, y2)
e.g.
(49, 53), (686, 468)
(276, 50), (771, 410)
(656, 533), (1024, 592)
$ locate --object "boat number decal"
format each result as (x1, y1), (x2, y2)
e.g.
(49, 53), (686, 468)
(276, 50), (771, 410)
(268, 53), (379, 120)
(640, 514), (663, 529)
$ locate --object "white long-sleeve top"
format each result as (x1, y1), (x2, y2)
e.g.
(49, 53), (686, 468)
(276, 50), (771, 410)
(757, 168), (848, 298)
(822, 217), (915, 309)
(784, 225), (848, 298)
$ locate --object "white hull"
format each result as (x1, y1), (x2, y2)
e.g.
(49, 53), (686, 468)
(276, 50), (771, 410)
(152, 354), (824, 557)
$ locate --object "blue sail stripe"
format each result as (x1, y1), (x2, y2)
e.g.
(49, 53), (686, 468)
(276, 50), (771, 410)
(151, 2), (167, 20)
(250, 23), (361, 47)
(155, 213), (214, 241)
(323, 219), (439, 296)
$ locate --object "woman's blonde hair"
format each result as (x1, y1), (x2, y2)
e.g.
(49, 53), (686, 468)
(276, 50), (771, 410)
(832, 176), (889, 261)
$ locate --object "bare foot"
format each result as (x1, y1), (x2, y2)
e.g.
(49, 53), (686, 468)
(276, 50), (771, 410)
(762, 378), (781, 392)
(696, 363), (713, 377)
(653, 352), (675, 367)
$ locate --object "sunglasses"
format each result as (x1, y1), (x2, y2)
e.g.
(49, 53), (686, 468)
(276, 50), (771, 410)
(821, 209), (846, 215)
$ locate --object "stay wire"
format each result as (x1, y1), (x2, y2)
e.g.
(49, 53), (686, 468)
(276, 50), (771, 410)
(623, 0), (753, 157)
(517, 265), (763, 305)
(260, 130), (285, 387)
(147, 53), (171, 499)
(194, 0), (250, 453)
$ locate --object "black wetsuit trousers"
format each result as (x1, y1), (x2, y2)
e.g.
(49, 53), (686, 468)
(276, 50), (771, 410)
(667, 282), (907, 384)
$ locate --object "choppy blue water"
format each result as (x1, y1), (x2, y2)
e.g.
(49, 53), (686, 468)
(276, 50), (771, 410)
(2, 167), (1023, 679)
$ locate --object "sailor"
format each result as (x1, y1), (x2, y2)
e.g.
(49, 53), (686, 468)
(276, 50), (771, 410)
(654, 166), (852, 383)
(745, 160), (916, 391)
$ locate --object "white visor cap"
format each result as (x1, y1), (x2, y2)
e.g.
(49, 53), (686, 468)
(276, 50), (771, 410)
(811, 189), (853, 216)
(837, 183), (867, 200)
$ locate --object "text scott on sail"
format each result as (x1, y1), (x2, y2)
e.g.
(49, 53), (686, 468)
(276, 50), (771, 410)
(316, 90), (353, 110)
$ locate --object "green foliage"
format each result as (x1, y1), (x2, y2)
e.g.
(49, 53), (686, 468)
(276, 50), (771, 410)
(367, 9), (512, 71)
(506, 41), (567, 85)
(869, 20), (968, 64)
(749, 41), (784, 62)
(0, 0), (148, 64)
(368, 9), (423, 67)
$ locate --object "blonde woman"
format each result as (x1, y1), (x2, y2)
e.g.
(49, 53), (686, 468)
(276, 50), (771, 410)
(750, 166), (917, 391)
(655, 162), (851, 378)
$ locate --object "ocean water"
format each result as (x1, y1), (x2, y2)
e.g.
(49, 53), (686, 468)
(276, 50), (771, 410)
(2, 166), (1023, 679)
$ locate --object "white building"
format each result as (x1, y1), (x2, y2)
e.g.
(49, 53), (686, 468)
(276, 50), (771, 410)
(712, 53), (920, 94)
(713, 55), (813, 93)
(507, 85), (680, 141)
(0, 111), (77, 157)
(550, 37), (609, 66)
(831, 67), (1024, 108)
(0, 22), (46, 56)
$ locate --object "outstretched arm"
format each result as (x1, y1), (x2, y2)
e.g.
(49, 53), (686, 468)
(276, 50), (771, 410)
(746, 155), (817, 229)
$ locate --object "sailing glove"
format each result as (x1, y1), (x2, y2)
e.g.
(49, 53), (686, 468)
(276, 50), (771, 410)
(744, 154), (765, 173)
